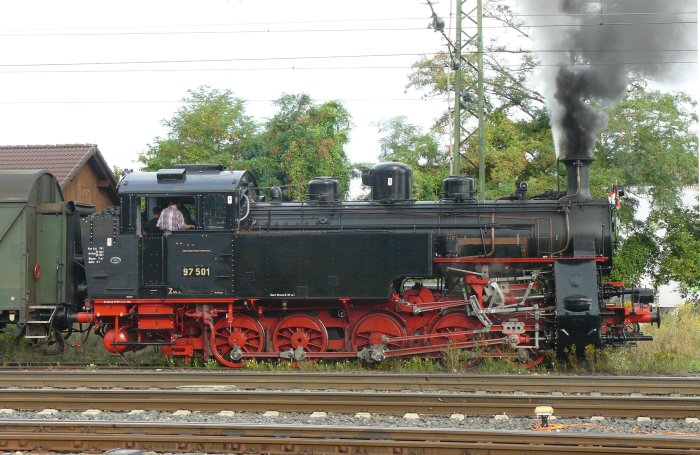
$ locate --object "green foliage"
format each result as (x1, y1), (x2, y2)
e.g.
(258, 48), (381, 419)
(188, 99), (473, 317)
(481, 109), (557, 199)
(204, 358), (219, 370)
(375, 116), (449, 199)
(259, 93), (353, 199)
(373, 356), (444, 373)
(596, 85), (698, 205)
(139, 86), (258, 170)
(651, 204), (700, 296)
(597, 88), (698, 288)
(111, 166), (126, 182)
(609, 231), (660, 286)
(139, 88), (353, 201)
(474, 356), (532, 374)
(242, 359), (294, 371)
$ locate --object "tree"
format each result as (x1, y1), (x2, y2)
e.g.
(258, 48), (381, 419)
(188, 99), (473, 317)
(595, 84), (698, 207)
(405, 2), (698, 292)
(260, 94), (353, 200)
(138, 88), (354, 201)
(594, 85), (698, 290)
(138, 86), (258, 170)
(479, 108), (556, 199)
(653, 204), (700, 299)
(376, 117), (449, 200)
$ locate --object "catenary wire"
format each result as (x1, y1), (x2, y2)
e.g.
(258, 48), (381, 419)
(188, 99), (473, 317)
(0, 50), (696, 70)
(0, 98), (449, 105)
(0, 20), (695, 37)
(0, 60), (694, 75)
(0, 10), (696, 32)
(0, 11), (695, 33)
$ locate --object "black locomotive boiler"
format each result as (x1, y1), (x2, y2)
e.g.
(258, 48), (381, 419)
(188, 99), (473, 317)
(68, 157), (657, 367)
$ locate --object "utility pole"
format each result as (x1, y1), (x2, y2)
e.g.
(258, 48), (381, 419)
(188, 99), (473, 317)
(476, 0), (485, 200)
(428, 0), (485, 198)
(451, 0), (463, 177)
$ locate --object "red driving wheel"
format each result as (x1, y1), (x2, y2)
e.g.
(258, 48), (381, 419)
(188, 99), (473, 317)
(351, 313), (406, 351)
(272, 314), (328, 353)
(212, 314), (265, 359)
(428, 311), (482, 347)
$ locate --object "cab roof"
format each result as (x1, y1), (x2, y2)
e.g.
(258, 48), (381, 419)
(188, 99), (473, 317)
(118, 168), (257, 195)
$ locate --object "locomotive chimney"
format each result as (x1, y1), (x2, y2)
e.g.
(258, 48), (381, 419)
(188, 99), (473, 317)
(561, 157), (592, 201)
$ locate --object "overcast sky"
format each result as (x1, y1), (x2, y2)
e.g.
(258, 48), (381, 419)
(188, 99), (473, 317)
(0, 0), (696, 173)
(0, 0), (459, 170)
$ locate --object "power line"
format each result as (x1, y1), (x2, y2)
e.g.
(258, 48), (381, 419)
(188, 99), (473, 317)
(506, 49), (698, 53)
(0, 27), (434, 37)
(0, 53), (436, 68)
(0, 66), (420, 74)
(0, 60), (694, 75)
(0, 49), (695, 70)
(0, 61), (695, 76)
(0, 20), (695, 37)
(504, 11), (697, 17)
(0, 17), (432, 33)
(467, 20), (697, 29)
(0, 98), (448, 105)
(0, 11), (695, 34)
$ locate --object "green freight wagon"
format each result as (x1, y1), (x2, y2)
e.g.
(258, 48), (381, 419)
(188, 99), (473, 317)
(0, 170), (91, 340)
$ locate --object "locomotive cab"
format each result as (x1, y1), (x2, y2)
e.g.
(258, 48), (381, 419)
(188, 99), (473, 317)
(81, 166), (259, 300)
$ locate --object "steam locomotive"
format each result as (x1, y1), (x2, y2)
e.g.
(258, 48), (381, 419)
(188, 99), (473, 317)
(0, 158), (658, 367)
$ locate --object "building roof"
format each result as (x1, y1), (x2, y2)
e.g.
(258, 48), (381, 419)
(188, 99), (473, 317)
(0, 144), (117, 189)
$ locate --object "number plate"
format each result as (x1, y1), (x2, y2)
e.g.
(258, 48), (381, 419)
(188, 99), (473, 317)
(182, 266), (211, 277)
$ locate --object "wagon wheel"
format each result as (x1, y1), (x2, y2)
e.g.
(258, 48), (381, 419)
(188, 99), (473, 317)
(351, 313), (407, 352)
(272, 314), (328, 353)
(212, 314), (265, 364)
(428, 311), (483, 347)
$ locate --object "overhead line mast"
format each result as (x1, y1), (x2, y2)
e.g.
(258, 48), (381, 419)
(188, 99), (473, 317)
(428, 0), (485, 199)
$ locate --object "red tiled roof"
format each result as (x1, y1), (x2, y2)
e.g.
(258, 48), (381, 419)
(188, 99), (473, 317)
(0, 144), (110, 188)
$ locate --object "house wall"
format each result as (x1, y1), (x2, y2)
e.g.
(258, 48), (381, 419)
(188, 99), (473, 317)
(62, 164), (114, 210)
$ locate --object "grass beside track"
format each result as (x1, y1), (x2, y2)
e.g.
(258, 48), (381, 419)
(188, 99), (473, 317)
(1, 303), (698, 375)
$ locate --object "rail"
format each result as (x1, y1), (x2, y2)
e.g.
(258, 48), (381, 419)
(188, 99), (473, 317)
(0, 388), (698, 418)
(0, 420), (697, 454)
(0, 371), (698, 395)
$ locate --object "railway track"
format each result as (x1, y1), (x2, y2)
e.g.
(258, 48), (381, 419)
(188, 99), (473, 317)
(0, 387), (698, 418)
(1, 370), (699, 395)
(0, 420), (698, 454)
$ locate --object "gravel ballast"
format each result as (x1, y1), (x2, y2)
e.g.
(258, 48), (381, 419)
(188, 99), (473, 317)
(0, 409), (697, 434)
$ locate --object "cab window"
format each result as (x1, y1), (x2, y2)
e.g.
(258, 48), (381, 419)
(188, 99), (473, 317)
(202, 195), (228, 229)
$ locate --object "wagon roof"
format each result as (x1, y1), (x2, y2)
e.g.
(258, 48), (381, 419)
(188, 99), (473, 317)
(0, 169), (63, 203)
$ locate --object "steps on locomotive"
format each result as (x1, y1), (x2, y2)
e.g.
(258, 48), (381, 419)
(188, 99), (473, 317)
(24, 305), (58, 339)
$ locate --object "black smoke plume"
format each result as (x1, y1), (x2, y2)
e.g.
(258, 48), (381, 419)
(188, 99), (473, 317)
(516, 0), (697, 160)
